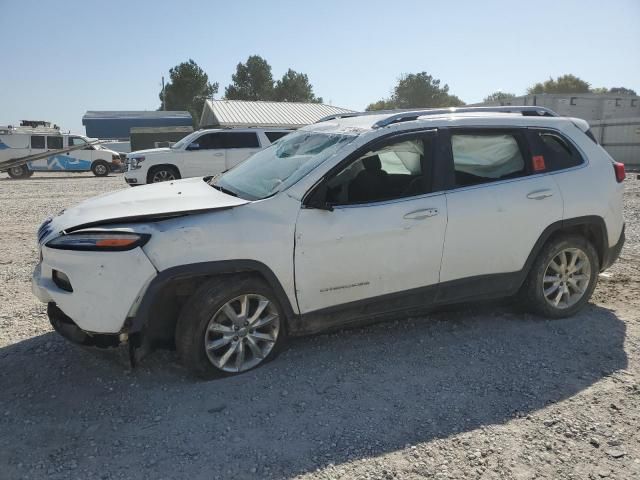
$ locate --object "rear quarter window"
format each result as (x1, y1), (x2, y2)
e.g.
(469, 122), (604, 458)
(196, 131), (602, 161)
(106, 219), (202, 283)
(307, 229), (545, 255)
(528, 130), (584, 172)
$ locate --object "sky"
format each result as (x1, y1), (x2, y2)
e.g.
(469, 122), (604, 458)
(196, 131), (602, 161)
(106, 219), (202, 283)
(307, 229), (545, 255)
(0, 0), (638, 133)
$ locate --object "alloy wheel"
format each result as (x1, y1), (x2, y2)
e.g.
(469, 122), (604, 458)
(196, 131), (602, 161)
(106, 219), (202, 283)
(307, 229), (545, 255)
(152, 170), (175, 182)
(542, 247), (591, 309)
(204, 294), (280, 373)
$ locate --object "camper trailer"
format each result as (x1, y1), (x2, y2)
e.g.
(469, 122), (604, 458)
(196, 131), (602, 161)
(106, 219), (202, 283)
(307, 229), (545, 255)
(0, 121), (122, 179)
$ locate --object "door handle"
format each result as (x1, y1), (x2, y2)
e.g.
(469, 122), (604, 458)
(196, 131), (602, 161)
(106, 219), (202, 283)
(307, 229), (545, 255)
(213, 152), (224, 157)
(527, 189), (554, 200)
(404, 208), (439, 220)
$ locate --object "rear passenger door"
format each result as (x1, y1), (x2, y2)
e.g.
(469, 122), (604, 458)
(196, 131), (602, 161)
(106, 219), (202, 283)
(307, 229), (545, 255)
(220, 131), (261, 169)
(438, 128), (563, 300)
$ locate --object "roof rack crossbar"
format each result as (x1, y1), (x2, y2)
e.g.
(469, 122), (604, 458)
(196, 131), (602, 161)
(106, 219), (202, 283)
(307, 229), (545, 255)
(315, 106), (558, 127)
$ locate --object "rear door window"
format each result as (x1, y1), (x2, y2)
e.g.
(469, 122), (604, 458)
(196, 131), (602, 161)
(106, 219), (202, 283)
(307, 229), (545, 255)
(31, 135), (45, 149)
(219, 132), (260, 149)
(528, 130), (584, 172)
(449, 131), (527, 187)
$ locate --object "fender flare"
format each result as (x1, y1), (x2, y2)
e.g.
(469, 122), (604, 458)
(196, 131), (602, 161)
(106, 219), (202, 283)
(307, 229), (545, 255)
(130, 260), (295, 333)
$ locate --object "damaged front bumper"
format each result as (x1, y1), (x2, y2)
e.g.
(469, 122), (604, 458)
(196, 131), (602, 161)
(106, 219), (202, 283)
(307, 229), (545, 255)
(47, 302), (124, 348)
(47, 302), (143, 366)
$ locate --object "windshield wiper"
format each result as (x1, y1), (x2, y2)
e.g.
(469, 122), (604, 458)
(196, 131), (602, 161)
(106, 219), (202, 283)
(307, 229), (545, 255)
(211, 183), (238, 197)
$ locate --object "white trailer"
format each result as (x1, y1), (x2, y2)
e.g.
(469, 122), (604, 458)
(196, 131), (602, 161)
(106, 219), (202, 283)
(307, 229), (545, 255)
(590, 117), (640, 168)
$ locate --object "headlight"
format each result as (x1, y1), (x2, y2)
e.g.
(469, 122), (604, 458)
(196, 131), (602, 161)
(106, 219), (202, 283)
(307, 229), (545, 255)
(46, 232), (151, 251)
(129, 156), (145, 169)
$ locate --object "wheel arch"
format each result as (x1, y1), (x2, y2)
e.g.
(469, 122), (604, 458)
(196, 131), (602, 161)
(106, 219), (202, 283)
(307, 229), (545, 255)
(146, 163), (181, 182)
(130, 260), (295, 345)
(522, 216), (608, 285)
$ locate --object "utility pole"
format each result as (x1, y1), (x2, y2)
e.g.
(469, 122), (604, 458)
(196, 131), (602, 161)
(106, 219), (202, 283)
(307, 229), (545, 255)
(162, 76), (166, 111)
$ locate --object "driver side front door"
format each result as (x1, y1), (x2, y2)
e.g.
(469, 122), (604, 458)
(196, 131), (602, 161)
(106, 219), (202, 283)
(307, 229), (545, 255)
(293, 130), (447, 319)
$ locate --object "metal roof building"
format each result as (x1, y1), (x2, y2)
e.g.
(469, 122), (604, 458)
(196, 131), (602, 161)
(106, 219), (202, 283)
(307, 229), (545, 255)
(200, 100), (354, 129)
(82, 111), (193, 139)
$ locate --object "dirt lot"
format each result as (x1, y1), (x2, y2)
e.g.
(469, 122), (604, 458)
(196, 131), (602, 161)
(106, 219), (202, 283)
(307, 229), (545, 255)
(0, 172), (639, 480)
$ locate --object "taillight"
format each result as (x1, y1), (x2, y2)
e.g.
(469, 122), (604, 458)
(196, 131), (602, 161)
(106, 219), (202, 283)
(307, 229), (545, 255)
(613, 162), (625, 183)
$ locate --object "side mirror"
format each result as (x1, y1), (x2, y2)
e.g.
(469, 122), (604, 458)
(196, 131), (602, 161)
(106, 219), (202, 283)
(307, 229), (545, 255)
(304, 184), (334, 211)
(186, 143), (200, 151)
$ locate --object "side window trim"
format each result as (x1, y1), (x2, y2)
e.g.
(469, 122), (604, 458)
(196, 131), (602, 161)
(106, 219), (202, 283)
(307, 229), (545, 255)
(304, 129), (438, 208)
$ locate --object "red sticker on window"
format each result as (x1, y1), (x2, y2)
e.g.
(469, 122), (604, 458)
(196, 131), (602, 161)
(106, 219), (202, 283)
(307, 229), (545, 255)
(532, 155), (546, 171)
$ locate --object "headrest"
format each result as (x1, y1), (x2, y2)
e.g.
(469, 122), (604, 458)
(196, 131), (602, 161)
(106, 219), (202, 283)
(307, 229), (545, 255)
(362, 155), (382, 170)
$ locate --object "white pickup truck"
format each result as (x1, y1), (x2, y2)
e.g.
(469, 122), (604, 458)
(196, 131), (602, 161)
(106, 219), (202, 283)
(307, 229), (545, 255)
(124, 128), (290, 185)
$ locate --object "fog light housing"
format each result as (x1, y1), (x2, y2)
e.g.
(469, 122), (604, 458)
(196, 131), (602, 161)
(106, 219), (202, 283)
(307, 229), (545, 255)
(52, 270), (73, 292)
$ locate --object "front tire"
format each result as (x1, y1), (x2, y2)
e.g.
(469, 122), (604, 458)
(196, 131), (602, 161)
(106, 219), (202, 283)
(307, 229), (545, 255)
(91, 160), (110, 177)
(148, 166), (179, 183)
(7, 165), (30, 179)
(176, 276), (287, 379)
(522, 235), (599, 318)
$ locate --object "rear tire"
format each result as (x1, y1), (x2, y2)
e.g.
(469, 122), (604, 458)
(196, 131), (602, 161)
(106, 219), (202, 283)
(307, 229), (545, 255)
(91, 160), (110, 177)
(7, 165), (30, 179)
(148, 166), (180, 183)
(521, 235), (599, 318)
(176, 276), (287, 379)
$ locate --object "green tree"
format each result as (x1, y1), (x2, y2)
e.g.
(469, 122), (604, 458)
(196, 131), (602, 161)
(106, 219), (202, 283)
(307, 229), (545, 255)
(273, 69), (322, 102)
(527, 74), (590, 94)
(483, 91), (516, 103)
(366, 72), (465, 111)
(365, 99), (397, 111)
(159, 59), (218, 127)
(225, 55), (275, 100)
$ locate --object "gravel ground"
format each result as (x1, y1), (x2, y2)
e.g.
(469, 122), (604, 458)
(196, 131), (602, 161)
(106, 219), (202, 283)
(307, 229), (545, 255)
(0, 172), (639, 480)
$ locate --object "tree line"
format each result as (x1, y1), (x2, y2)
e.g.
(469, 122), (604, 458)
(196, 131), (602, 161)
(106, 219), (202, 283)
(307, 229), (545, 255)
(159, 56), (321, 125)
(158, 57), (637, 125)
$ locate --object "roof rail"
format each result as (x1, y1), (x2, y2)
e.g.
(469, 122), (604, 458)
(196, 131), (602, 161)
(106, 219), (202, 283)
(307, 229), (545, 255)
(315, 112), (368, 123)
(371, 106), (558, 129)
(315, 106), (558, 127)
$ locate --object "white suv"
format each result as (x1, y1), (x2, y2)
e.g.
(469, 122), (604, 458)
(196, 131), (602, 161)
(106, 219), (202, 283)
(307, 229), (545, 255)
(32, 107), (626, 378)
(124, 128), (290, 185)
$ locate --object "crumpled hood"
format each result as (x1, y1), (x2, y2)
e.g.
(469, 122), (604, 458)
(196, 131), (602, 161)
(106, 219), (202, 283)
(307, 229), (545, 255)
(48, 177), (248, 234)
